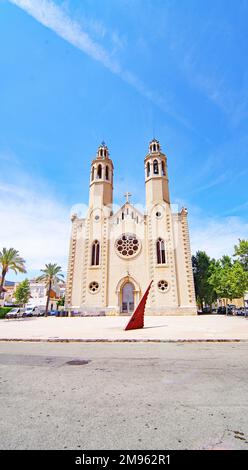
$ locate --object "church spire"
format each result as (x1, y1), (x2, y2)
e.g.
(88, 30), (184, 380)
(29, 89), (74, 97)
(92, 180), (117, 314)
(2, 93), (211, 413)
(149, 138), (161, 154)
(145, 138), (170, 207)
(89, 142), (114, 209)
(97, 141), (109, 160)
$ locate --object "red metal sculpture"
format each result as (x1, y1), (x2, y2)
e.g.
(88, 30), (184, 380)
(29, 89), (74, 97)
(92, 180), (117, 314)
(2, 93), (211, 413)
(124, 280), (153, 331)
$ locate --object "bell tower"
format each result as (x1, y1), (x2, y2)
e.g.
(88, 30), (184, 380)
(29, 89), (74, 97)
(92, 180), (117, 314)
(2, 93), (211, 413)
(89, 142), (114, 209)
(145, 138), (170, 208)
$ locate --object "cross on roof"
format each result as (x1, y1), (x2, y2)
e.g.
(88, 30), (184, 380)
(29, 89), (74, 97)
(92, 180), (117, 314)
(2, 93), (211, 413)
(124, 192), (132, 203)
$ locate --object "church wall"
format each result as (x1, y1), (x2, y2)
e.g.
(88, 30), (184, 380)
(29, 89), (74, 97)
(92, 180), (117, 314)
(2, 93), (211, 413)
(89, 181), (113, 209)
(81, 211), (109, 309)
(68, 219), (85, 309)
(107, 212), (149, 311)
(172, 211), (197, 314)
(145, 203), (181, 313)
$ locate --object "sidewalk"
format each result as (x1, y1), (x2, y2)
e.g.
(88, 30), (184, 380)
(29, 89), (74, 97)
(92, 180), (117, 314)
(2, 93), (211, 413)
(0, 315), (248, 342)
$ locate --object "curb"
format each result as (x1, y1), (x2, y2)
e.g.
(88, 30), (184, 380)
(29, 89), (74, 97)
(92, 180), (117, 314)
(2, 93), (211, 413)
(0, 338), (247, 343)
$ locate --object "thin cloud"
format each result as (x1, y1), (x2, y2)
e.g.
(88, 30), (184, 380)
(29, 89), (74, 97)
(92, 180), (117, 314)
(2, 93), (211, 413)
(190, 214), (248, 259)
(9, 0), (121, 73)
(0, 176), (71, 273)
(8, 0), (188, 126)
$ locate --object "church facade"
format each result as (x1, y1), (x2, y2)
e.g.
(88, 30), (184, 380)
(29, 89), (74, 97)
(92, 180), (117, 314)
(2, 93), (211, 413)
(65, 139), (196, 315)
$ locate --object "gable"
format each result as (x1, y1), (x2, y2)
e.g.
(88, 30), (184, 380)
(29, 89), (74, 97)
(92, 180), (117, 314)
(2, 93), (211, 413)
(112, 202), (144, 225)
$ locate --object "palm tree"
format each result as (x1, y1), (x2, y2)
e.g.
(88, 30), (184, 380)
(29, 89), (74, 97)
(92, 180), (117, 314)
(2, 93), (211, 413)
(0, 248), (26, 297)
(36, 263), (64, 317)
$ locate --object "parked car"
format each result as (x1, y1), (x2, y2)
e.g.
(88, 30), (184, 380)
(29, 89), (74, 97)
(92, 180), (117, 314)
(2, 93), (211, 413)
(5, 308), (24, 319)
(202, 306), (211, 314)
(48, 310), (59, 316)
(57, 310), (68, 317)
(23, 306), (36, 317)
(37, 308), (46, 316)
(235, 307), (248, 316)
(23, 306), (46, 317)
(217, 306), (234, 314)
(217, 306), (226, 314)
(197, 306), (212, 315)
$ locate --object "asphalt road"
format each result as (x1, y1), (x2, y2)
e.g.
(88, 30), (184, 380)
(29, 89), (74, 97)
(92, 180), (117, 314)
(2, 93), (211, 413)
(0, 341), (248, 450)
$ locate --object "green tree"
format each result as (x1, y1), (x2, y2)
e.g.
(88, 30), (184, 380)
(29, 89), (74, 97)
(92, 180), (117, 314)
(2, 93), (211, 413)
(229, 261), (248, 300)
(57, 296), (65, 309)
(36, 263), (64, 317)
(209, 256), (248, 311)
(209, 256), (232, 306)
(0, 248), (26, 296)
(192, 251), (217, 311)
(234, 239), (248, 271)
(14, 279), (31, 307)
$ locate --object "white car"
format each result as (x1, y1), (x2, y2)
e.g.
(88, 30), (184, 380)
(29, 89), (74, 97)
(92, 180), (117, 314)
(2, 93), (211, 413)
(23, 306), (36, 317)
(6, 308), (24, 319)
(23, 306), (45, 317)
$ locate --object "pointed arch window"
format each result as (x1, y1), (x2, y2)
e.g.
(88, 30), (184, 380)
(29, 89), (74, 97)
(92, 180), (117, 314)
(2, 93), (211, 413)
(91, 240), (100, 266)
(97, 164), (102, 179)
(156, 238), (166, 264)
(153, 159), (159, 175)
(105, 165), (109, 180)
(161, 161), (165, 176)
(91, 166), (95, 181)
(147, 161), (150, 177)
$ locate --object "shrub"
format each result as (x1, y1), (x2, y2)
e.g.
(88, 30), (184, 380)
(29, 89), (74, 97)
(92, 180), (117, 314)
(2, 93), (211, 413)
(0, 307), (12, 319)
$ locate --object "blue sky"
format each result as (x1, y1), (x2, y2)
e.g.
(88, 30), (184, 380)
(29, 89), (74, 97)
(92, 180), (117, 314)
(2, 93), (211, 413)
(0, 0), (248, 280)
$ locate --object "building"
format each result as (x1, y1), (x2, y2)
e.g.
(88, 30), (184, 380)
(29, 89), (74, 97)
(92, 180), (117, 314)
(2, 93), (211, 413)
(0, 280), (16, 306)
(65, 139), (196, 315)
(27, 279), (65, 310)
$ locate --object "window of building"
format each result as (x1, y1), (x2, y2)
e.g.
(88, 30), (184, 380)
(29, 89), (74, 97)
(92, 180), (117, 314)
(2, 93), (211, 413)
(115, 234), (140, 258)
(105, 165), (109, 180)
(91, 166), (94, 181)
(161, 161), (165, 176)
(156, 238), (166, 264)
(91, 240), (100, 265)
(158, 280), (168, 292)
(147, 161), (150, 177)
(153, 159), (159, 175)
(89, 281), (100, 293)
(97, 164), (102, 179)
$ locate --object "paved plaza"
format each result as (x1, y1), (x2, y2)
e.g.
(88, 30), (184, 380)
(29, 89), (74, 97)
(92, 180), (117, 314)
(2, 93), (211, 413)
(0, 314), (248, 342)
(0, 341), (248, 450)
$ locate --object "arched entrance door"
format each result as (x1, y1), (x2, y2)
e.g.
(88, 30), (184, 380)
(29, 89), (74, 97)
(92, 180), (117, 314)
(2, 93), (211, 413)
(122, 282), (135, 314)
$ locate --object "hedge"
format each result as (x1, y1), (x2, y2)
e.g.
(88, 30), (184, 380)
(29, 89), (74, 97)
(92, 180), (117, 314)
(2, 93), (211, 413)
(0, 307), (12, 319)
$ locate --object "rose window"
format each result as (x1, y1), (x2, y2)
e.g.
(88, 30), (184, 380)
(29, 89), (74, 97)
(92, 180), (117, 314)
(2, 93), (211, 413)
(89, 281), (100, 293)
(115, 234), (140, 258)
(158, 280), (168, 292)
